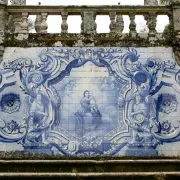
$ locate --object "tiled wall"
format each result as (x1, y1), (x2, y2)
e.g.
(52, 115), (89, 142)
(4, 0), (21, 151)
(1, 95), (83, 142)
(0, 47), (180, 156)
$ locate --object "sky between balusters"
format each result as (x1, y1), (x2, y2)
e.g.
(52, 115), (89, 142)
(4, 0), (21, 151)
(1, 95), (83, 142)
(10, 0), (169, 33)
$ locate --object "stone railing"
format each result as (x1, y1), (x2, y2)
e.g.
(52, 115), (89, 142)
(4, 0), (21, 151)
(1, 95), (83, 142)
(0, 0), (180, 61)
(6, 5), (173, 35)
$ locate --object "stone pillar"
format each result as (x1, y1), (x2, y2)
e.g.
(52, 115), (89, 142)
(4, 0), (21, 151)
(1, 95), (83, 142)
(61, 11), (68, 34)
(172, 0), (180, 64)
(109, 12), (124, 35)
(40, 13), (48, 33)
(144, 0), (158, 5)
(35, 15), (42, 33)
(116, 15), (124, 35)
(129, 12), (137, 37)
(81, 11), (97, 34)
(0, 0), (7, 63)
(35, 2), (42, 33)
(146, 12), (157, 39)
(21, 12), (28, 33)
(109, 12), (117, 33)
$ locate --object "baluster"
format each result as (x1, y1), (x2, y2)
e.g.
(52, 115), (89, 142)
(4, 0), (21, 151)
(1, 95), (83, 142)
(116, 15), (124, 35)
(21, 12), (28, 33)
(40, 13), (48, 33)
(109, 12), (116, 33)
(147, 12), (157, 38)
(61, 11), (68, 34)
(81, 12), (84, 33)
(129, 12), (137, 37)
(144, 14), (149, 32)
(35, 15), (42, 33)
(93, 12), (97, 33)
(14, 15), (22, 33)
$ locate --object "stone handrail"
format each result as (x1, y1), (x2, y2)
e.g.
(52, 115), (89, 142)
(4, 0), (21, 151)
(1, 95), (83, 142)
(7, 5), (171, 14)
(6, 5), (172, 35)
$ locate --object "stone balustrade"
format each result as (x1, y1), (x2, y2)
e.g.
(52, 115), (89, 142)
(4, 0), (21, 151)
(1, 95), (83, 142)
(6, 5), (173, 35)
(0, 0), (179, 61)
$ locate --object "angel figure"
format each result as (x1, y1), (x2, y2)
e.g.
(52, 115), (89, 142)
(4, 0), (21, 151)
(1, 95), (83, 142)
(126, 90), (159, 144)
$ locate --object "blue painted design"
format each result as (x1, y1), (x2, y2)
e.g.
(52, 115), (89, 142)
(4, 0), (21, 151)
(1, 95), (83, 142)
(1, 47), (180, 156)
(161, 121), (172, 133)
(157, 94), (178, 114)
(0, 93), (21, 114)
(6, 120), (21, 133)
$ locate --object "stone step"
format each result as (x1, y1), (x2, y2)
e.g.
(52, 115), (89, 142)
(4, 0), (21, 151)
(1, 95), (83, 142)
(0, 172), (180, 180)
(0, 160), (180, 173)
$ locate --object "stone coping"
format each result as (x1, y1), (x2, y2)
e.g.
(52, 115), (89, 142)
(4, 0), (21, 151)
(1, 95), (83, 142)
(6, 5), (171, 15)
(4, 33), (174, 47)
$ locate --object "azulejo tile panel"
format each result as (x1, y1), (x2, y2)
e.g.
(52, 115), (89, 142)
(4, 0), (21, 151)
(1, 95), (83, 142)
(0, 47), (179, 156)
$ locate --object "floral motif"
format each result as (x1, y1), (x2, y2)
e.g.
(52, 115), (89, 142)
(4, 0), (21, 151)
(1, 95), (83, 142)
(7, 120), (21, 133)
(0, 93), (21, 114)
(161, 121), (172, 133)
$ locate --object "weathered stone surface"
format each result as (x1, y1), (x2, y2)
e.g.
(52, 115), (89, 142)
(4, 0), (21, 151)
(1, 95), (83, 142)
(13, 15), (22, 33)
(173, 9), (180, 36)
(4, 33), (171, 47)
(35, 15), (42, 33)
(39, 13), (48, 33)
(81, 11), (97, 34)
(129, 13), (136, 37)
(115, 15), (124, 35)
(109, 12), (117, 33)
(0, 6), (5, 43)
(61, 11), (68, 34)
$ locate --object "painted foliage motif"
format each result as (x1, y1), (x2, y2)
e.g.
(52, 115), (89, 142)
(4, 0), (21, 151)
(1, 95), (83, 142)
(0, 47), (180, 156)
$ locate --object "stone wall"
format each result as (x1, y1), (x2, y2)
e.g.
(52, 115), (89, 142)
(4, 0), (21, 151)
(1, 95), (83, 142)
(1, 46), (180, 157)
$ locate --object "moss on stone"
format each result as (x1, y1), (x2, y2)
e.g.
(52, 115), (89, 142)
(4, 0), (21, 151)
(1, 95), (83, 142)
(4, 33), (174, 48)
